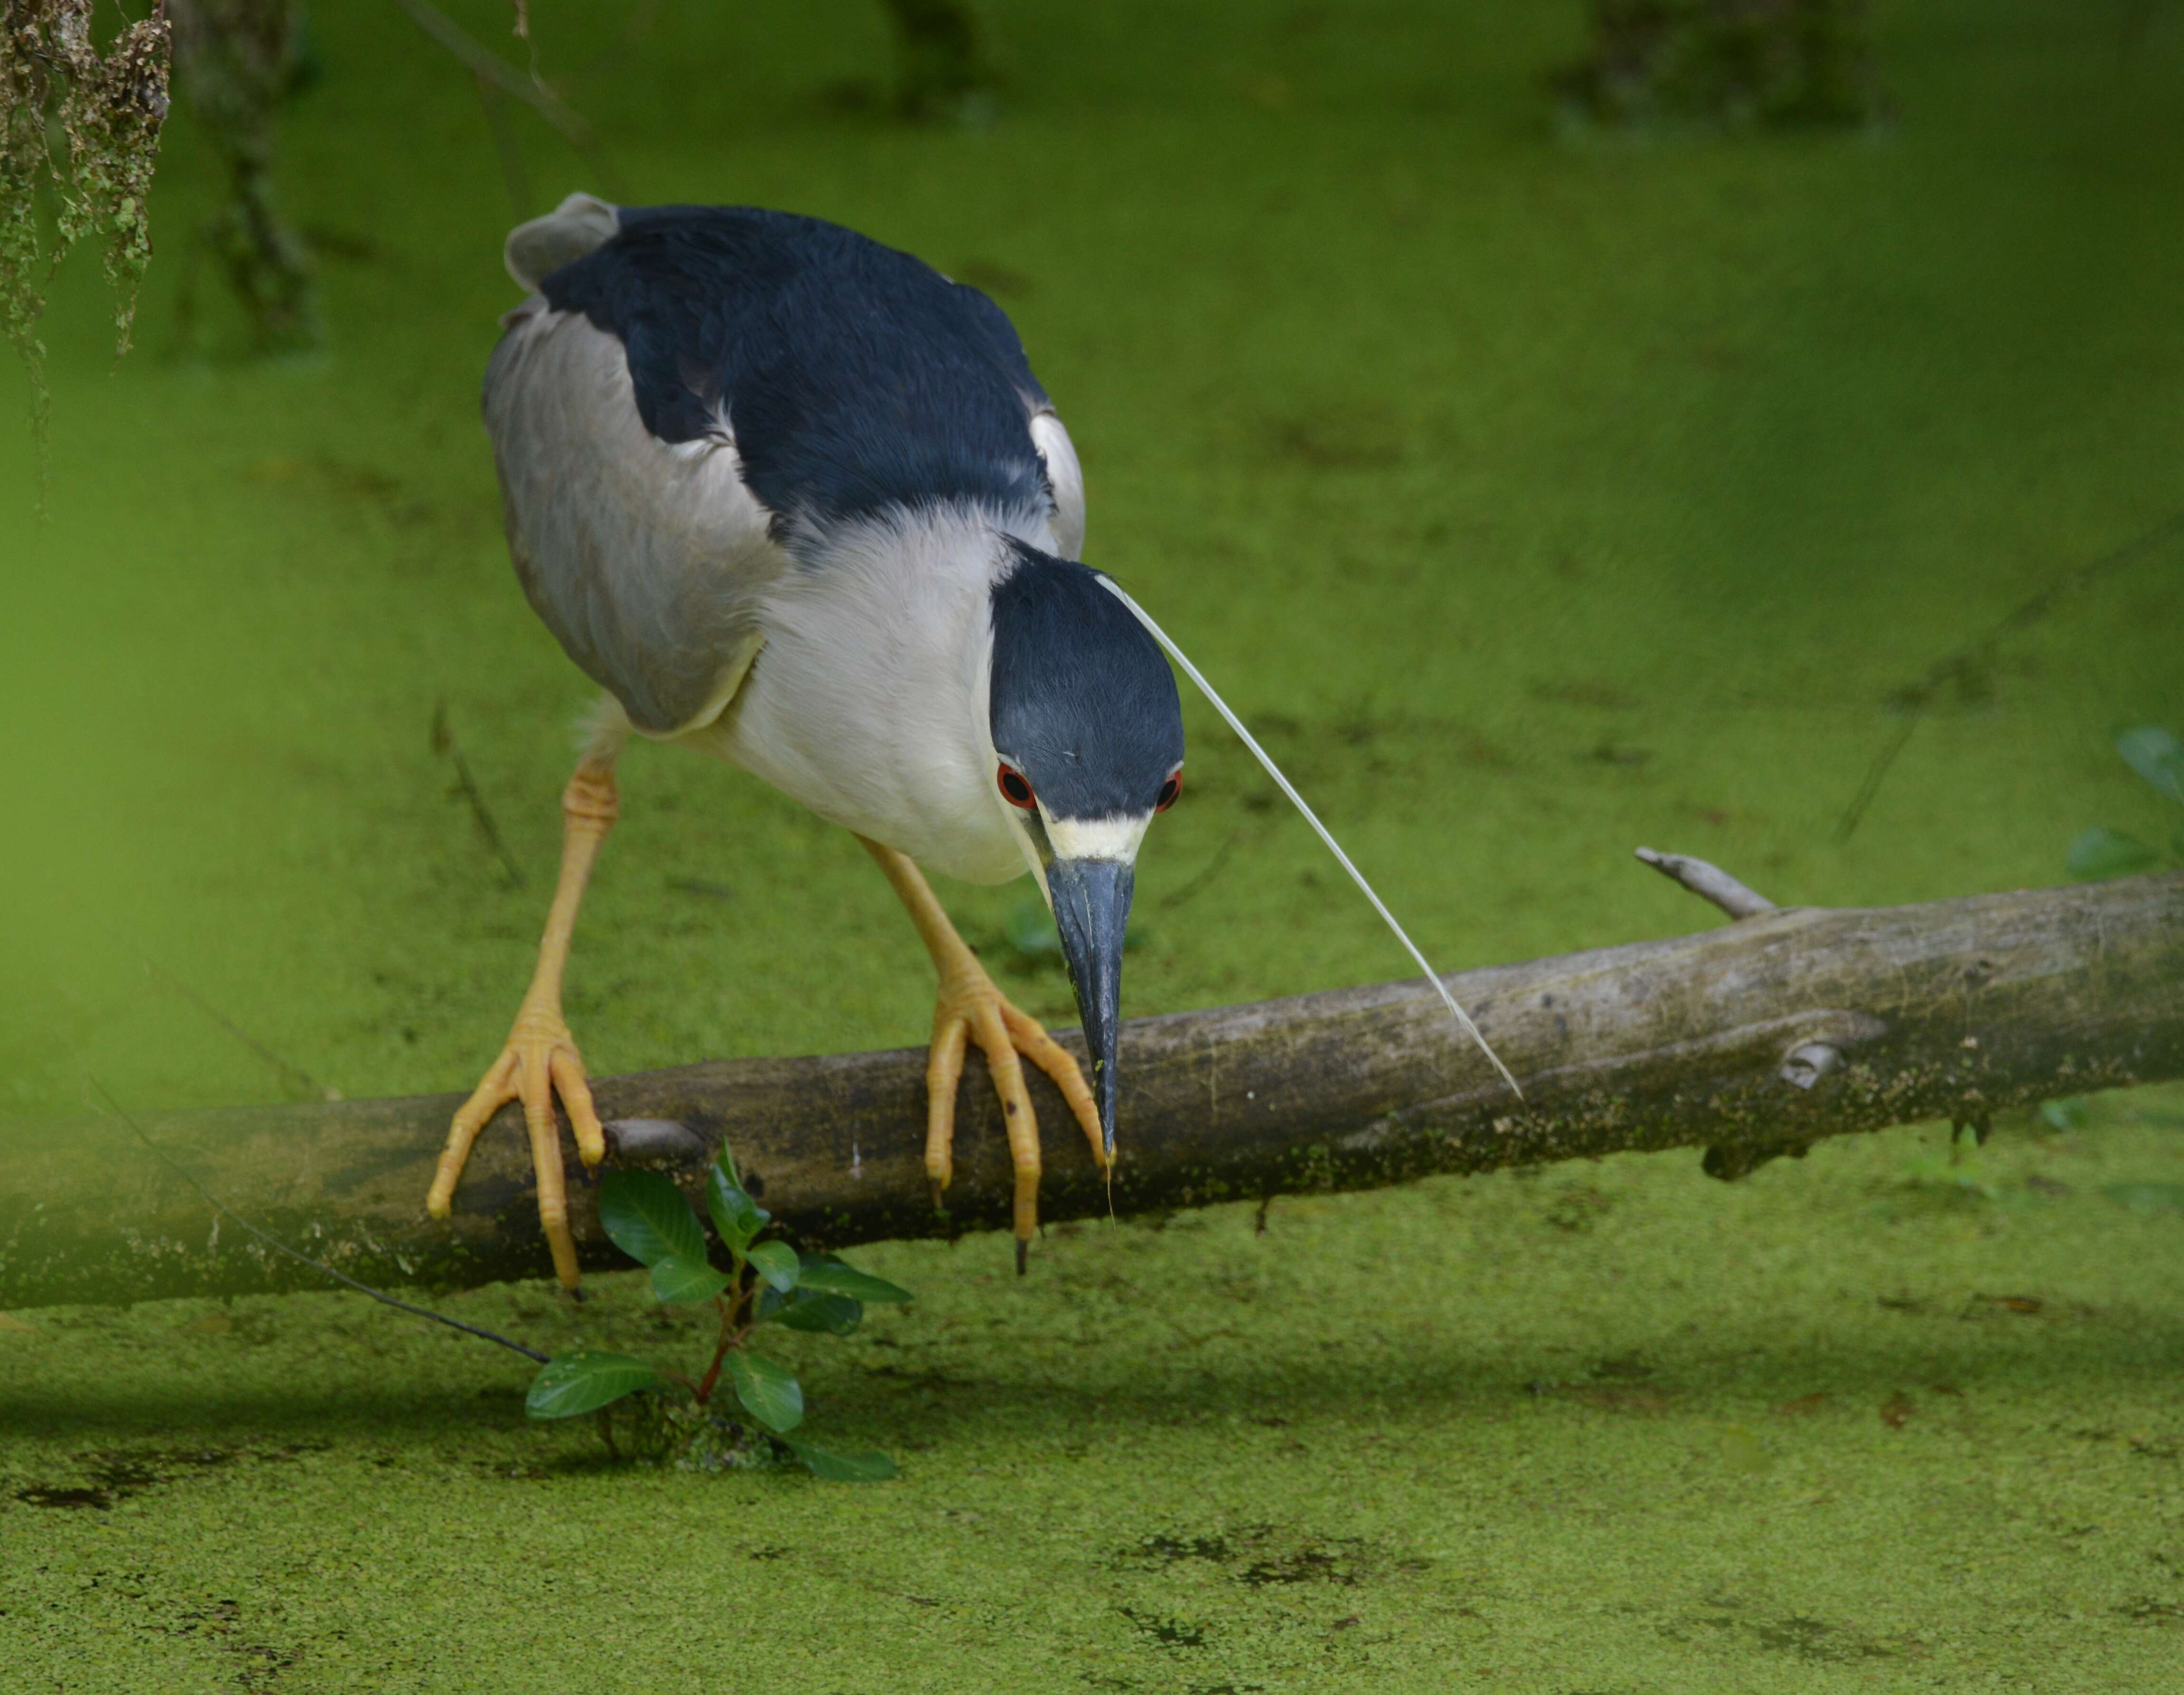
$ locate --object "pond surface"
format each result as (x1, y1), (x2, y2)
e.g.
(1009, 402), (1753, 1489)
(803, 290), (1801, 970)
(3, 0), (2181, 1687)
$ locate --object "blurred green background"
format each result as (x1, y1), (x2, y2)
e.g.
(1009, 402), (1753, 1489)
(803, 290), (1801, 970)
(3, 2), (2182, 1690)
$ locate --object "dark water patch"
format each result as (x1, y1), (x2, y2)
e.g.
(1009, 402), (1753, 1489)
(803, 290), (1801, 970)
(1256, 409), (1402, 472)
(9, 1439), (324, 1511)
(1237, 1544), (1357, 1587)
(1659, 1598), (1920, 1663)
(16, 1481), (117, 1509)
(1115, 1523), (1401, 1588)
(1137, 1532), (1233, 1565)
(1544, 1183), (1615, 1232)
(1529, 679), (1641, 712)
(13, 1444), (237, 1510)
(1120, 1607), (1209, 1649)
(1751, 1615), (1901, 1663)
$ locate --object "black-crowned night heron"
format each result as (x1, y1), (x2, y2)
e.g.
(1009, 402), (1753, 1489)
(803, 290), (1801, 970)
(426, 196), (1182, 1287)
(426, 195), (1512, 1291)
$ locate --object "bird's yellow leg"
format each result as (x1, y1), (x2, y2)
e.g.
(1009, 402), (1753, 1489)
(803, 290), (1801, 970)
(428, 762), (618, 1291)
(858, 838), (1106, 1257)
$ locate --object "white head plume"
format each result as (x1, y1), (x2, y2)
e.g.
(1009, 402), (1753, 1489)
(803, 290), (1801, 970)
(1098, 578), (1523, 1101)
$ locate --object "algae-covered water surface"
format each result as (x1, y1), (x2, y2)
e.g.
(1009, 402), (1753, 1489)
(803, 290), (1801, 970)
(5, 1), (2183, 1689)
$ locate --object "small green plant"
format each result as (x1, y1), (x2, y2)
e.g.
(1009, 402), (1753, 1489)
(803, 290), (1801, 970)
(2066, 726), (2184, 880)
(524, 1146), (910, 1482)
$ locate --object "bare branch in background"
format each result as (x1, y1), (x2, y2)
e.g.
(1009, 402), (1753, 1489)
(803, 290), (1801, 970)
(166, 0), (316, 353)
(1635, 848), (1778, 920)
(389, 0), (620, 197)
(140, 956), (328, 1102)
(431, 702), (527, 889)
(472, 71), (532, 221)
(1834, 506), (2184, 841)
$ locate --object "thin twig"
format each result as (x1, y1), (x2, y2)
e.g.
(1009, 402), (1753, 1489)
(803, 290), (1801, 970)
(389, 0), (623, 196)
(144, 957), (326, 1099)
(1160, 828), (1245, 910)
(1633, 848), (1778, 920)
(473, 72), (533, 221)
(88, 1078), (549, 1364)
(433, 703), (526, 888)
(1834, 506), (2184, 841)
(1832, 716), (1919, 848)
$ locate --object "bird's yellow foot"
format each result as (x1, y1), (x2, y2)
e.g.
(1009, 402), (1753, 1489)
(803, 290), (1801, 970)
(428, 1005), (605, 1292)
(926, 952), (1106, 1271)
(428, 761), (617, 1292)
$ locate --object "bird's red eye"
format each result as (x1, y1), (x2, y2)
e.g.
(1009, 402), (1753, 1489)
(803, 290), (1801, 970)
(1155, 773), (1182, 813)
(997, 764), (1036, 808)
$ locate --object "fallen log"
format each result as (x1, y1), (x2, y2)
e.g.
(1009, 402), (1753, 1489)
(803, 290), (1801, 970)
(4, 863), (2180, 1309)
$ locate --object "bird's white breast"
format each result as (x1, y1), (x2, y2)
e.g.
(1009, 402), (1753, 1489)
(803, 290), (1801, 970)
(679, 506), (1034, 886)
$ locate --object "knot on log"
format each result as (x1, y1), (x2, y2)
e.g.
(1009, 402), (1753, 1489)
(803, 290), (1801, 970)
(1780, 1041), (1844, 1090)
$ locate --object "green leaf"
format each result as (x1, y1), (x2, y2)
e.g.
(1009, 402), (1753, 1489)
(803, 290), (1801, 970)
(2116, 725), (2184, 806)
(796, 1255), (914, 1304)
(650, 1255), (732, 1304)
(746, 1240), (801, 1292)
(780, 1439), (898, 1483)
(770, 1291), (864, 1334)
(525, 1350), (659, 1420)
(706, 1165), (769, 1253)
(598, 1170), (706, 1268)
(727, 1352), (804, 1432)
(2066, 826), (2158, 881)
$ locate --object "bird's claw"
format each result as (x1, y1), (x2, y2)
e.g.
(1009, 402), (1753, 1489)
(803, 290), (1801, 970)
(428, 1006), (604, 1292)
(924, 961), (1105, 1267)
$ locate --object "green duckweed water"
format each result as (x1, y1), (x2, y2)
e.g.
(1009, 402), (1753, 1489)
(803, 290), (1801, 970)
(4, 1), (2182, 1687)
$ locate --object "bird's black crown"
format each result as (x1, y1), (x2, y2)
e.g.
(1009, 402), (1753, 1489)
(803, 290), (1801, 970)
(989, 546), (1184, 824)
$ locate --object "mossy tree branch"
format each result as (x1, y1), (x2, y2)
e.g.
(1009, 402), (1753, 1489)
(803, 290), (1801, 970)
(6, 864), (2178, 1308)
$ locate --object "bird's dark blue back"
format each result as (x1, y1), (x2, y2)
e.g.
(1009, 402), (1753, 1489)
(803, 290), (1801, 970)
(540, 205), (1053, 535)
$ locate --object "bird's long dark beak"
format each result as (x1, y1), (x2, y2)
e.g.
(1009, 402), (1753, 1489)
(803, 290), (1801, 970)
(1046, 855), (1133, 1162)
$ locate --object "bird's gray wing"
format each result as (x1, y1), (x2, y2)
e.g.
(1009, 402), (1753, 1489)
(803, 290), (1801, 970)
(1028, 407), (1085, 560)
(485, 297), (783, 735)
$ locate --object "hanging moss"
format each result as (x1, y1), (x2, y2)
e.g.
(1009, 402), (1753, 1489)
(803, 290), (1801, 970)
(0, 0), (173, 459)
(1555, 0), (1881, 129)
